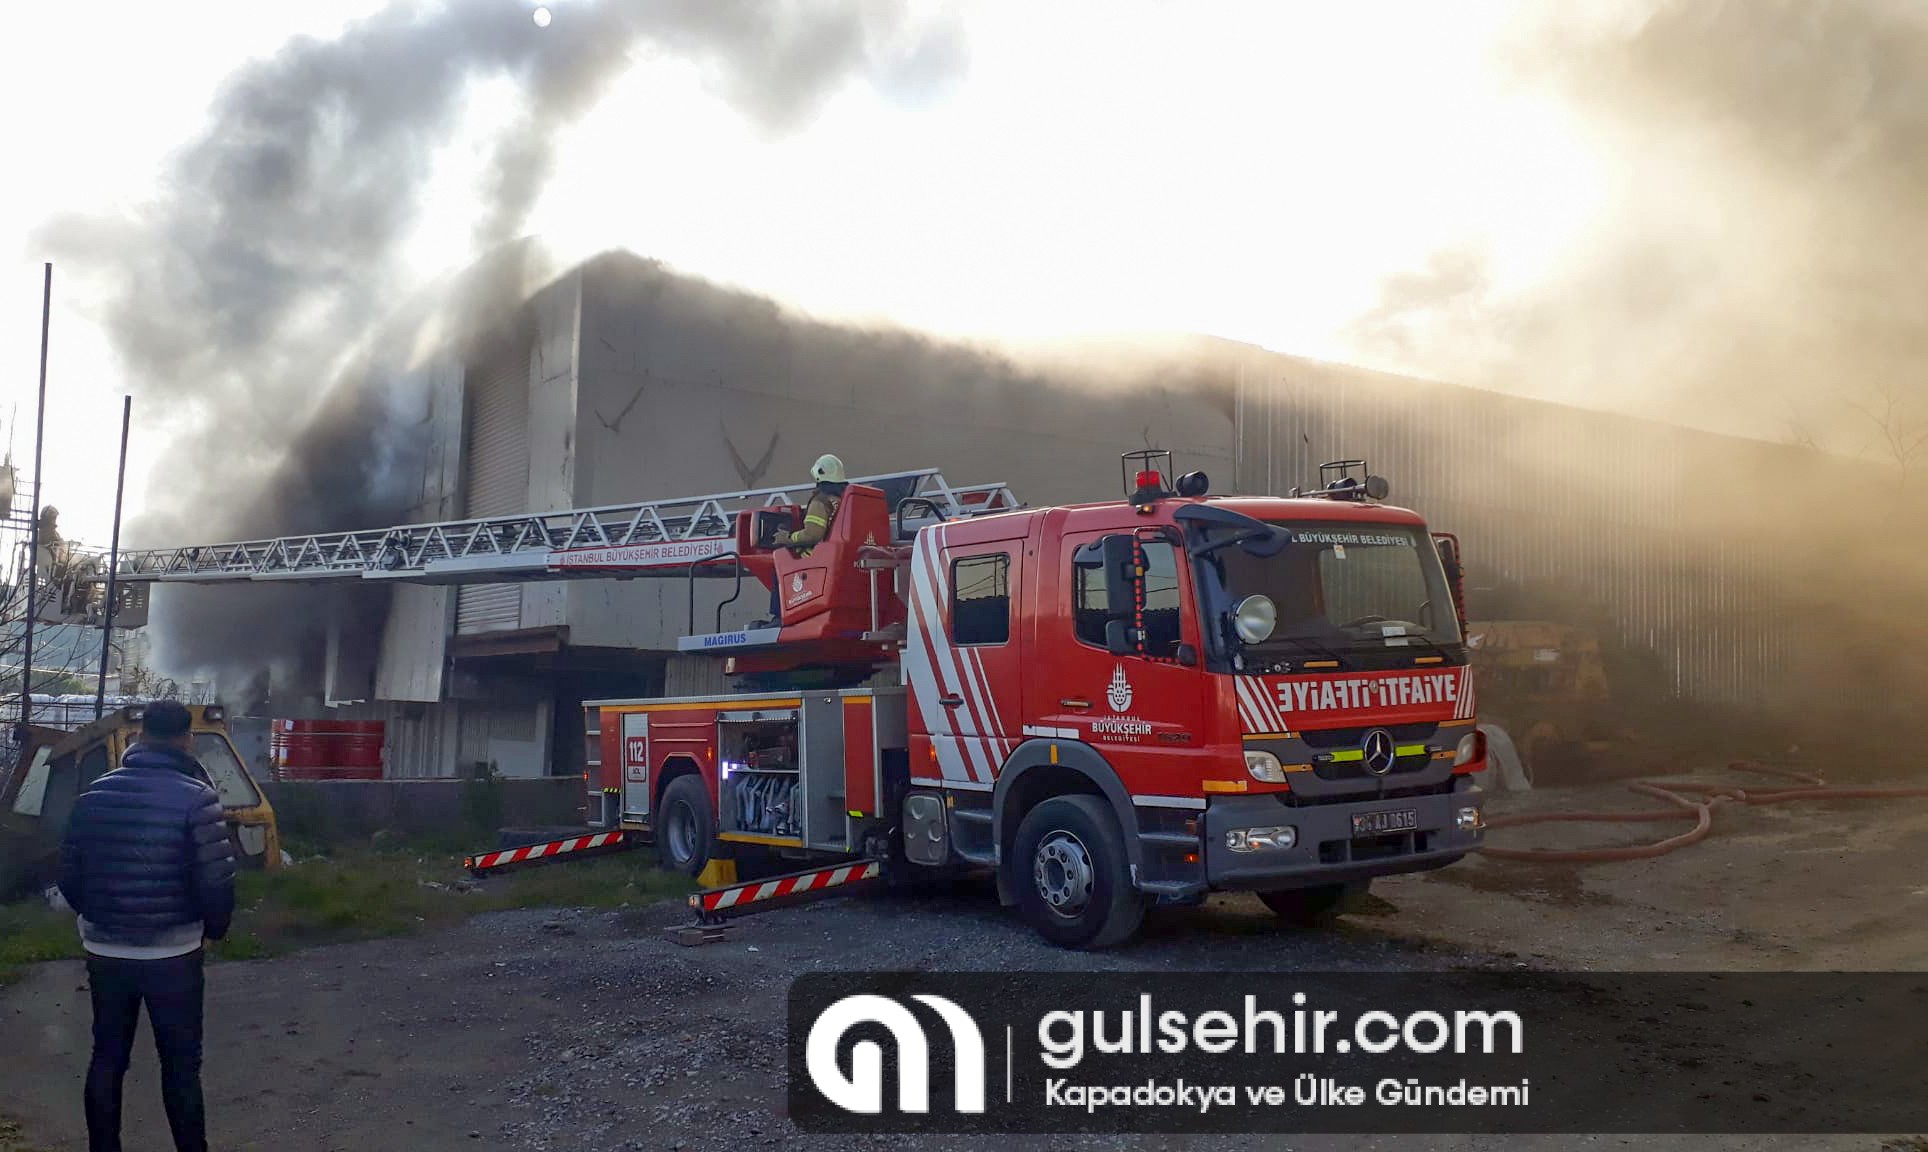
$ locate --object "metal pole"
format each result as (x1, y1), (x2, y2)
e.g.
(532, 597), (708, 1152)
(17, 264), (50, 740)
(95, 396), (131, 719)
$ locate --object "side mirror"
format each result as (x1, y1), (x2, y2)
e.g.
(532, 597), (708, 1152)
(1238, 525), (1291, 558)
(1100, 534), (1138, 620)
(1433, 533), (1467, 628)
(1104, 619), (1137, 657)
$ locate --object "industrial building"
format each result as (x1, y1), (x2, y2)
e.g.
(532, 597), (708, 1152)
(170, 248), (1907, 780)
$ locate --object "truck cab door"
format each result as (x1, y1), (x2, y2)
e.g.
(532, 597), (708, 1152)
(1033, 528), (1209, 790)
(904, 529), (1023, 789)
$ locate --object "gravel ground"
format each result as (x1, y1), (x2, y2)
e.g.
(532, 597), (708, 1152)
(5, 788), (1925, 1151)
(0, 878), (1883, 1152)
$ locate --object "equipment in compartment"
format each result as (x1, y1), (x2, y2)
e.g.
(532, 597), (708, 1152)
(718, 713), (805, 840)
(731, 772), (802, 837)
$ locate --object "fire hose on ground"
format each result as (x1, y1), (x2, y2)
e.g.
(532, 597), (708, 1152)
(1474, 761), (1928, 864)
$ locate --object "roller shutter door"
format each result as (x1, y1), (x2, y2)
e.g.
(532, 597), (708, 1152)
(456, 338), (531, 633)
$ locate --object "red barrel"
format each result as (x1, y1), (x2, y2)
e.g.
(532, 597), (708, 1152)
(271, 719), (386, 781)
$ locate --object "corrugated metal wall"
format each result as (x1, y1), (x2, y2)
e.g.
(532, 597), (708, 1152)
(456, 332), (533, 633)
(380, 702), (455, 780)
(1234, 351), (1900, 712)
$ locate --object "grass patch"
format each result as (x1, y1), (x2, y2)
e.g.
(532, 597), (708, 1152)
(0, 902), (84, 984)
(207, 844), (691, 962)
(3, 842), (692, 978)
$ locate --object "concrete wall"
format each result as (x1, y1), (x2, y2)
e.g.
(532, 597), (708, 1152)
(563, 254), (1238, 651)
(358, 274), (581, 777)
(336, 247), (1923, 755)
(262, 777), (585, 845)
(374, 357), (465, 703)
(517, 272), (583, 633)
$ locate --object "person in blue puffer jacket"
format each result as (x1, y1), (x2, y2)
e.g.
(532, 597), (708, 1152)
(58, 698), (235, 1152)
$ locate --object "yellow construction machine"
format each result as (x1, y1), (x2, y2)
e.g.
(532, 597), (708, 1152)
(1465, 620), (1614, 785)
(0, 702), (280, 898)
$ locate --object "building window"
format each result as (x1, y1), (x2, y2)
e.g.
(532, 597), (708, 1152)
(950, 554), (1010, 646)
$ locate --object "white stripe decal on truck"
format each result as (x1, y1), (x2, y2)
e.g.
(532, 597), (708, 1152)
(903, 533), (973, 783)
(910, 534), (990, 782)
(932, 530), (1010, 767)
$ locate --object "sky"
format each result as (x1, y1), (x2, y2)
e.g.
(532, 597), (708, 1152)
(1, 0), (1607, 546)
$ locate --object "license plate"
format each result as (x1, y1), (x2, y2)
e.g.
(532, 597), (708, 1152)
(1352, 808), (1418, 836)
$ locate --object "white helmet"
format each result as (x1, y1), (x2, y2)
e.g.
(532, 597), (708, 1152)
(811, 454), (846, 484)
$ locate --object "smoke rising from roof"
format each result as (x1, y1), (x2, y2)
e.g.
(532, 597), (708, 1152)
(40, 0), (966, 684)
(1348, 0), (1928, 463)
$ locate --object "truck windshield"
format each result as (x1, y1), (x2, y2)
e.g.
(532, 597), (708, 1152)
(1193, 520), (1462, 659)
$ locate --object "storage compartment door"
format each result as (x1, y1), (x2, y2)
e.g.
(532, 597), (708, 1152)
(620, 713), (650, 820)
(801, 694), (850, 852)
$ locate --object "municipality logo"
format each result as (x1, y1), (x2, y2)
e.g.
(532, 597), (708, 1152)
(805, 993), (987, 1114)
(1106, 665), (1133, 712)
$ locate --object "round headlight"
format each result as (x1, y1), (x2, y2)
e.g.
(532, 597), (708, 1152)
(1233, 595), (1276, 644)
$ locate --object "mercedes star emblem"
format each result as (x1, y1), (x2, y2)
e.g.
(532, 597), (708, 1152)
(1362, 728), (1398, 776)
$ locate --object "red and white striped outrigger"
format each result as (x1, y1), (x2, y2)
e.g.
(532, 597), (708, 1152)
(689, 859), (881, 924)
(463, 829), (882, 941)
(464, 830), (632, 875)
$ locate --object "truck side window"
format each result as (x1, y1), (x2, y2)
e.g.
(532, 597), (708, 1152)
(950, 554), (1010, 646)
(1072, 544), (1109, 646)
(79, 747), (111, 787)
(1141, 543), (1182, 657)
(1073, 540), (1182, 657)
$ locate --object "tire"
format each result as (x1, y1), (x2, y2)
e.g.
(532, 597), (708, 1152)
(1521, 721), (1562, 786)
(1259, 881), (1368, 926)
(655, 774), (715, 876)
(1011, 795), (1145, 949)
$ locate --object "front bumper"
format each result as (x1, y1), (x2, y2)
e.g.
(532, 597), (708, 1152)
(1200, 782), (1483, 892)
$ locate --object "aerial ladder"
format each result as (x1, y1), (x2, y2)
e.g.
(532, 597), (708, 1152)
(76, 468), (1023, 933)
(97, 468), (1017, 588)
(88, 465), (1019, 672)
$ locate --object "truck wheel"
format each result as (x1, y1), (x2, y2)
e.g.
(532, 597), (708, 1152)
(655, 775), (714, 876)
(1259, 881), (1367, 926)
(1012, 795), (1145, 949)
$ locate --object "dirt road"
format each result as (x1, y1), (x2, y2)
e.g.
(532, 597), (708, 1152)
(3, 781), (1924, 1151)
(1391, 776), (1928, 969)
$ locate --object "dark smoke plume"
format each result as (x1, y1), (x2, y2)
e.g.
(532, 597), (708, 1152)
(41, 0), (966, 683)
(1348, 0), (1928, 461)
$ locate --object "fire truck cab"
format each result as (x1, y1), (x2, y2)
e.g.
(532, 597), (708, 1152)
(590, 456), (1486, 948)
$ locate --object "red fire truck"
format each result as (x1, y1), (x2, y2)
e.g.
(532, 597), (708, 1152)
(586, 454), (1487, 948)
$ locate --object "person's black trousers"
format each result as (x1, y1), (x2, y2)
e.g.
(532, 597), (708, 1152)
(84, 950), (206, 1152)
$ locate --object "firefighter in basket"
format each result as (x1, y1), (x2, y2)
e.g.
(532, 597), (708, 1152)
(757, 454), (848, 626)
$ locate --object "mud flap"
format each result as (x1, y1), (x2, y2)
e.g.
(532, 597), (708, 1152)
(1479, 723), (1532, 792)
